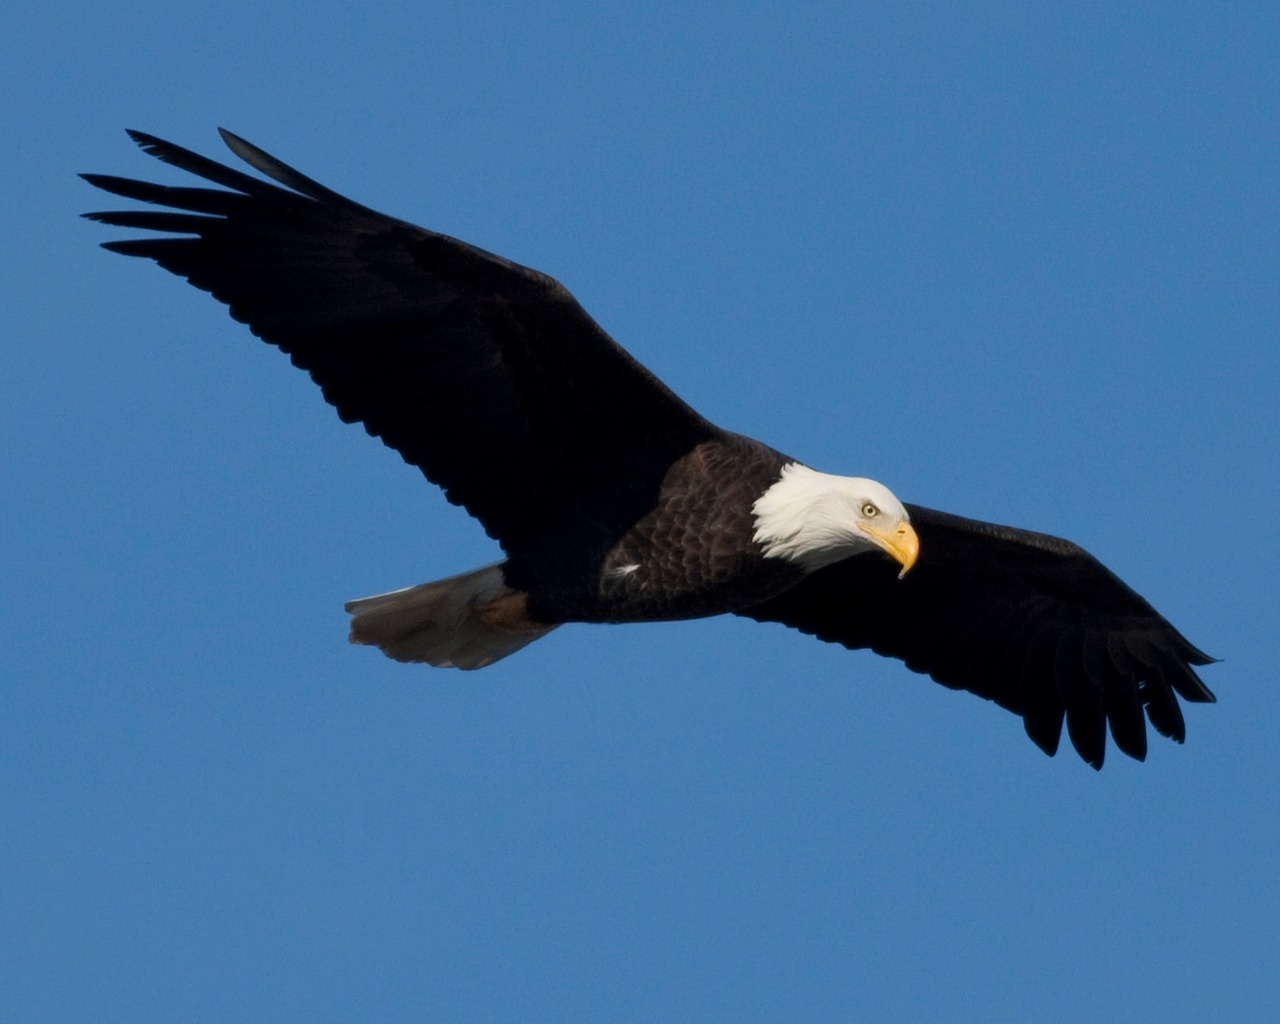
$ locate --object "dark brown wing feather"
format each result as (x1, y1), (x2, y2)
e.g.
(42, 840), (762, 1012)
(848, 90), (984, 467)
(737, 504), (1216, 768)
(83, 130), (719, 553)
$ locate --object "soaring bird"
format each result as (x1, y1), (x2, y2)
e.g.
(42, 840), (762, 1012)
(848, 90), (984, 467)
(83, 129), (1216, 768)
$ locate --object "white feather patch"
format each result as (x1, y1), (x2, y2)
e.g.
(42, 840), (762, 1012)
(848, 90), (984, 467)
(345, 562), (556, 669)
(752, 462), (906, 570)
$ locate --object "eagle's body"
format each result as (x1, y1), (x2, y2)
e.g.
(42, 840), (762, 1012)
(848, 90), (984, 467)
(84, 129), (1216, 768)
(522, 434), (802, 623)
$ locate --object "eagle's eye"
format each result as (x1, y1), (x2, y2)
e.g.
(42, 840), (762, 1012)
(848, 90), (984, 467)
(861, 502), (879, 518)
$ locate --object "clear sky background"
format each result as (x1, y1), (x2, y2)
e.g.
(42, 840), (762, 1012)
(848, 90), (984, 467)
(4, 2), (1277, 1021)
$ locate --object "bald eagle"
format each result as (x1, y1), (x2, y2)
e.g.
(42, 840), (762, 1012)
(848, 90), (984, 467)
(83, 129), (1215, 768)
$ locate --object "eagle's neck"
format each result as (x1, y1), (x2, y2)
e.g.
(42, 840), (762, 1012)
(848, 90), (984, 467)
(751, 462), (883, 571)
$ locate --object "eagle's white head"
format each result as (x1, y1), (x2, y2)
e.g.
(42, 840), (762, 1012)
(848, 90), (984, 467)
(751, 462), (919, 575)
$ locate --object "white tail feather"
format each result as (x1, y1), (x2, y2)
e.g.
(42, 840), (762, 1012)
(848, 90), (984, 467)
(344, 562), (556, 670)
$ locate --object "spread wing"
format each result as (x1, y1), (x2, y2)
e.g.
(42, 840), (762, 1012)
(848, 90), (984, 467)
(738, 504), (1216, 768)
(83, 130), (720, 554)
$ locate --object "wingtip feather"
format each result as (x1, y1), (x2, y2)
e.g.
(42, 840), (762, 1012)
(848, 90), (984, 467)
(213, 127), (368, 209)
(125, 128), (167, 154)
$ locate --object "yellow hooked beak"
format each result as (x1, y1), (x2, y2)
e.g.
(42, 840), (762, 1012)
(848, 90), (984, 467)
(858, 520), (920, 579)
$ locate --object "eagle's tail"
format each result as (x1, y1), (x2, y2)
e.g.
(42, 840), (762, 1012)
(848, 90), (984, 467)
(344, 562), (557, 670)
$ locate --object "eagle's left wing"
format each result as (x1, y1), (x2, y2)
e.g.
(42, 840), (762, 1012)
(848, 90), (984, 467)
(737, 503), (1216, 768)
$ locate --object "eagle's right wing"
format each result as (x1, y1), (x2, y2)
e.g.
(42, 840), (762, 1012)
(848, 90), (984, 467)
(84, 130), (721, 554)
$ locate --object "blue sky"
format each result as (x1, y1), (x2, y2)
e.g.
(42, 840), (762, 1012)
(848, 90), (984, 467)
(4, 2), (1278, 1020)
